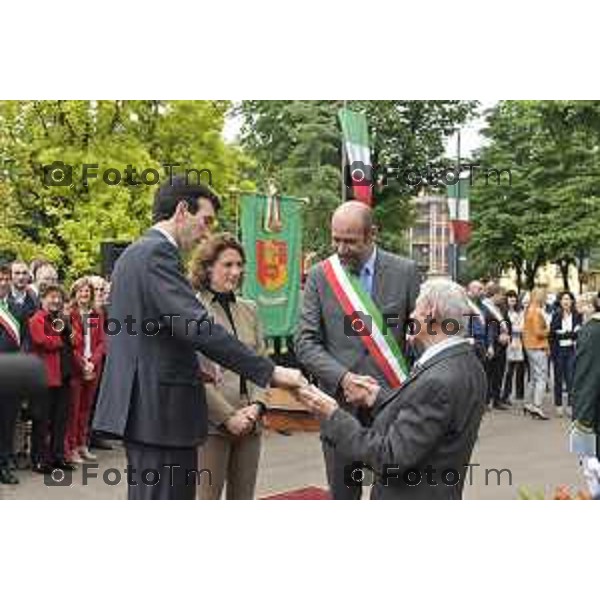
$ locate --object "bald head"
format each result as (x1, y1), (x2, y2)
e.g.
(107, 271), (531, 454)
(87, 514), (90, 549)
(331, 201), (374, 233)
(331, 201), (375, 271)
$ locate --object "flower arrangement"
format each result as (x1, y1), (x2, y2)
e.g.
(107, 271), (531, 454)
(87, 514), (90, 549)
(518, 485), (592, 500)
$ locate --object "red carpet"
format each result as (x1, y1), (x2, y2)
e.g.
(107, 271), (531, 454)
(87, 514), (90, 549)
(260, 486), (331, 500)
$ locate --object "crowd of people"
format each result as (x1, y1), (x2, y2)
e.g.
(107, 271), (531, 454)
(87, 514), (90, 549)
(0, 260), (110, 484)
(1, 177), (599, 499)
(465, 280), (598, 420)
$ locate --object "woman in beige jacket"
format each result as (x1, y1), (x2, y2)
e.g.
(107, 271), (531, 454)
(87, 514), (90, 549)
(190, 233), (267, 499)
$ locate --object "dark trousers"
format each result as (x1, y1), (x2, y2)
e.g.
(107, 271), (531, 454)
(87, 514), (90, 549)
(553, 347), (576, 406)
(125, 442), (198, 500)
(31, 386), (69, 464)
(486, 348), (507, 404)
(322, 438), (362, 500)
(0, 395), (20, 465)
(501, 361), (525, 401)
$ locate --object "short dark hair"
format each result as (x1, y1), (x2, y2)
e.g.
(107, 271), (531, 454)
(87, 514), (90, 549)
(39, 283), (65, 300)
(152, 175), (221, 224)
(0, 263), (11, 277)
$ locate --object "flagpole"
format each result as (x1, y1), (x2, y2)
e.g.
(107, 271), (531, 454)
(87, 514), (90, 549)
(341, 99), (347, 203)
(454, 130), (461, 282)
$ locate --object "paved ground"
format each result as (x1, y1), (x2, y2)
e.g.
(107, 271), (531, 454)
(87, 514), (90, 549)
(0, 399), (584, 500)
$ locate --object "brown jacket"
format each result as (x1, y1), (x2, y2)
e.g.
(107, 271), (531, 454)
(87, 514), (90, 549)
(197, 290), (267, 432)
(522, 306), (549, 351)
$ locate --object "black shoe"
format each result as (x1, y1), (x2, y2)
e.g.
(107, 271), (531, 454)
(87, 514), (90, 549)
(32, 462), (54, 475)
(0, 468), (19, 484)
(493, 402), (509, 411)
(53, 460), (77, 471)
(90, 437), (114, 451)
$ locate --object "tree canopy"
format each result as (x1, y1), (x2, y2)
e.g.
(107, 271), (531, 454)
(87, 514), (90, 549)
(469, 100), (600, 291)
(0, 100), (250, 279)
(238, 100), (476, 258)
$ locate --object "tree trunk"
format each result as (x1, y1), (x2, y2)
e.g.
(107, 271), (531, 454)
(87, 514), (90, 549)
(558, 259), (570, 291)
(524, 259), (541, 290)
(514, 260), (523, 295)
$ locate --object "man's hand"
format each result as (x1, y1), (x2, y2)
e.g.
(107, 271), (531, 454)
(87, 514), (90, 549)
(197, 355), (224, 385)
(296, 385), (338, 419)
(225, 411), (254, 436)
(341, 372), (379, 406)
(271, 366), (308, 390)
(238, 404), (262, 424)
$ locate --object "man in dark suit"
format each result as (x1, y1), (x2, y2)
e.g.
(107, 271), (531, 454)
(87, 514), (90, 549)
(295, 201), (418, 499)
(297, 278), (487, 500)
(92, 177), (305, 500)
(0, 263), (22, 484)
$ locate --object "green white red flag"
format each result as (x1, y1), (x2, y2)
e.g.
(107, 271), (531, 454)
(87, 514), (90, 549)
(338, 108), (373, 205)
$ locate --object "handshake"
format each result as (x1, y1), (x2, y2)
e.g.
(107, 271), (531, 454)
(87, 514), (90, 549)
(272, 367), (381, 420)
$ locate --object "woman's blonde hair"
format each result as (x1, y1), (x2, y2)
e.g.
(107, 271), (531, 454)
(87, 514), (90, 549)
(69, 276), (95, 305)
(528, 288), (546, 308)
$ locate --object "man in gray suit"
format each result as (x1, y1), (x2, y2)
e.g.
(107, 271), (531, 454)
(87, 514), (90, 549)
(93, 177), (305, 500)
(295, 201), (418, 499)
(297, 278), (487, 500)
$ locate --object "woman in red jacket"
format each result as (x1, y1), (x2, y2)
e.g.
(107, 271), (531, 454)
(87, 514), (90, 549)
(28, 284), (75, 474)
(65, 277), (105, 464)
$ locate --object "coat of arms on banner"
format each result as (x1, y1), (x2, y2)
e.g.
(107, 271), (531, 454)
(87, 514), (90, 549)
(256, 239), (288, 291)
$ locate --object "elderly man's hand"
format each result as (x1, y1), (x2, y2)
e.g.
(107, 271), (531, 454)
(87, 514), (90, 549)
(271, 366), (308, 390)
(296, 385), (339, 419)
(341, 372), (380, 406)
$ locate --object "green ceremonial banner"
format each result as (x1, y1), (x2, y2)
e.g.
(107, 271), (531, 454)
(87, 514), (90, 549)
(241, 194), (303, 338)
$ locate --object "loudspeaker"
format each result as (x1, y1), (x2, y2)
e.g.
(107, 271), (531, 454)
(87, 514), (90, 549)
(100, 241), (130, 278)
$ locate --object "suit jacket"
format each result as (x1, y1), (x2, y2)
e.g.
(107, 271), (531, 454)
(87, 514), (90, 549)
(92, 228), (275, 448)
(0, 301), (20, 354)
(69, 307), (105, 381)
(28, 309), (65, 388)
(549, 309), (582, 355)
(572, 314), (600, 457)
(295, 248), (418, 400)
(197, 288), (267, 433)
(7, 289), (37, 351)
(321, 342), (487, 499)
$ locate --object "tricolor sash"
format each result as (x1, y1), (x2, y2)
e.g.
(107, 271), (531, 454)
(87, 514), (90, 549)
(322, 254), (408, 388)
(0, 300), (20, 347)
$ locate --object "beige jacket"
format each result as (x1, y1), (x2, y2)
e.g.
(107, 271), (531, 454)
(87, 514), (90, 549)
(197, 289), (267, 431)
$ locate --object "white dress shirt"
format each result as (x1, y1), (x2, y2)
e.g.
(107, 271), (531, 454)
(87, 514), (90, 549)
(416, 336), (471, 369)
(152, 225), (178, 248)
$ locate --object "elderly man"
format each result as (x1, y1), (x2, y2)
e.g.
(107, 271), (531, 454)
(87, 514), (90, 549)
(297, 278), (487, 500)
(295, 201), (418, 500)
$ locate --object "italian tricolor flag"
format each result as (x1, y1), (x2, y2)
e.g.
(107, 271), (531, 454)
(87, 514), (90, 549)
(323, 254), (408, 388)
(0, 301), (20, 347)
(338, 108), (373, 205)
